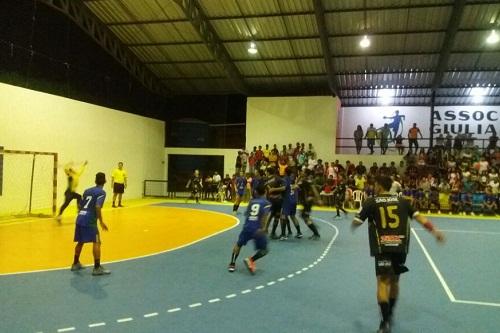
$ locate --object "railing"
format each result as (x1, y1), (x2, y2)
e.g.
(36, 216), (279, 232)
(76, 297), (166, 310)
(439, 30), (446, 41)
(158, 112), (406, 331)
(335, 137), (495, 155)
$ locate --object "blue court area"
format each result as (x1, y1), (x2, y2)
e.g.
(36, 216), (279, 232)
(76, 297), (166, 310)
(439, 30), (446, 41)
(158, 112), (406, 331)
(1, 203), (499, 333)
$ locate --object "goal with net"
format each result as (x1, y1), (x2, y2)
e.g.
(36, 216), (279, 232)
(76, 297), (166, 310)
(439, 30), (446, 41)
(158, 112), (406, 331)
(0, 147), (57, 219)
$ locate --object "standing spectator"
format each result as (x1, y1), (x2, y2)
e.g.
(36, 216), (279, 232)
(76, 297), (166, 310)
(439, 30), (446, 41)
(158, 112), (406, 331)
(287, 143), (295, 158)
(111, 162), (127, 208)
(365, 124), (378, 154)
(395, 135), (404, 155)
(240, 150), (248, 173)
(408, 123), (423, 153)
(235, 151), (242, 173)
(255, 146), (264, 167)
(297, 149), (306, 168)
(453, 134), (463, 156)
(307, 143), (316, 159)
(354, 125), (364, 154)
(268, 147), (278, 167)
(379, 124), (393, 155)
(369, 162), (379, 176)
(487, 133), (498, 154)
(388, 161), (398, 176)
(355, 161), (367, 176)
(345, 160), (355, 177)
(212, 171), (221, 190)
(223, 174), (232, 201)
(445, 132), (453, 156)
(248, 151), (256, 174)
(262, 144), (270, 161)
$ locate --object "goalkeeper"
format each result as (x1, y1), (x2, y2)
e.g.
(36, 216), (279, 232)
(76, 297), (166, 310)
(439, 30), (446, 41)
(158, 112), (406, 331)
(56, 160), (87, 222)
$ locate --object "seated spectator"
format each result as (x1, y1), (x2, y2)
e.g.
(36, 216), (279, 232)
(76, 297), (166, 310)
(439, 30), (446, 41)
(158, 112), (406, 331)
(438, 178), (451, 194)
(483, 187), (498, 216)
(378, 163), (389, 176)
(278, 158), (287, 176)
(320, 177), (334, 206)
(388, 161), (398, 176)
(268, 148), (278, 167)
(489, 177), (499, 195)
(414, 188), (427, 211)
(355, 161), (366, 175)
(428, 186), (440, 213)
(262, 144), (270, 161)
(354, 174), (367, 191)
(296, 149), (306, 168)
(449, 190), (461, 215)
(461, 192), (473, 215)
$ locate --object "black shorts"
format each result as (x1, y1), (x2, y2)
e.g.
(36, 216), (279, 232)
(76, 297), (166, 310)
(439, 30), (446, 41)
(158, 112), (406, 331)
(374, 253), (408, 276)
(270, 200), (282, 217)
(113, 183), (125, 194)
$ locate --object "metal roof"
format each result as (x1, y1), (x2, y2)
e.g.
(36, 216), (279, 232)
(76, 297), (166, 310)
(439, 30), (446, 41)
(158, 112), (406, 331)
(80, 0), (500, 106)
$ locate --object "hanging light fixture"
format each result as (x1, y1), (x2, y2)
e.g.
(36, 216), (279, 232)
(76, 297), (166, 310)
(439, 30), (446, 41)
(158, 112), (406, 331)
(360, 35), (371, 48)
(486, 29), (499, 44)
(247, 42), (258, 54)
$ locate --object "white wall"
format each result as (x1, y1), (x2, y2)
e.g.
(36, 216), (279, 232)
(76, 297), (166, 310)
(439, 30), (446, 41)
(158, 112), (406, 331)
(0, 83), (165, 214)
(246, 96), (340, 161)
(165, 147), (239, 178)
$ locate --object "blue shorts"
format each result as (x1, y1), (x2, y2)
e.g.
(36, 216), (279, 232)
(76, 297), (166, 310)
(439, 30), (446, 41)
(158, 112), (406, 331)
(237, 189), (245, 197)
(282, 201), (297, 216)
(237, 227), (267, 250)
(74, 225), (100, 243)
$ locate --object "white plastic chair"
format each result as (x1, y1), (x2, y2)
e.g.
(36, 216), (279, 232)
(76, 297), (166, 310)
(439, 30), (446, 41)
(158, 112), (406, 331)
(352, 190), (364, 209)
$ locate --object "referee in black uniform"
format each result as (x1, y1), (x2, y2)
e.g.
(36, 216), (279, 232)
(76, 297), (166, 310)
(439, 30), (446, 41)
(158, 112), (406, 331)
(352, 175), (445, 333)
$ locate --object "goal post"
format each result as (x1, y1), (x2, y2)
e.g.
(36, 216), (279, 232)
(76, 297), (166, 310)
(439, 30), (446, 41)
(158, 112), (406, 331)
(0, 147), (57, 218)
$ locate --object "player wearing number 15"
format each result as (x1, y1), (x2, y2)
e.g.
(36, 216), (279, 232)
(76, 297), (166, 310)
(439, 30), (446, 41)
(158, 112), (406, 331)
(351, 175), (444, 333)
(228, 183), (271, 275)
(71, 172), (111, 276)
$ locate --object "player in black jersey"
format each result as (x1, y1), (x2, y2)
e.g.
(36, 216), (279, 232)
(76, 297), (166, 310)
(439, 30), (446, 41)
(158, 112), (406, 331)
(185, 170), (203, 204)
(297, 169), (321, 240)
(352, 175), (445, 333)
(333, 180), (348, 219)
(263, 167), (285, 239)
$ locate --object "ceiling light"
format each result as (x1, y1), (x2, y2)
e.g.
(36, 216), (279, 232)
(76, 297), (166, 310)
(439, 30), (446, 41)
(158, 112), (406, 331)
(247, 42), (258, 54)
(360, 35), (371, 48)
(470, 87), (488, 104)
(486, 29), (499, 44)
(378, 89), (395, 105)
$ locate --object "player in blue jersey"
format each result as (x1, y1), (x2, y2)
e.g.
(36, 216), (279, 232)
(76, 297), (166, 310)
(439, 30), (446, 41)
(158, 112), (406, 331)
(228, 183), (271, 274)
(269, 167), (303, 240)
(232, 171), (247, 214)
(251, 169), (265, 199)
(71, 172), (110, 276)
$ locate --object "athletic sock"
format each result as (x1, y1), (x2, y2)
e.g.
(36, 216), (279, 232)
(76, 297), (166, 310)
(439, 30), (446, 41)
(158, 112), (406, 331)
(295, 224), (301, 233)
(378, 302), (391, 323)
(230, 252), (239, 264)
(286, 220), (292, 233)
(308, 222), (320, 236)
(389, 298), (397, 317)
(251, 249), (268, 262)
(73, 255), (80, 265)
(280, 219), (287, 236)
(94, 259), (100, 269)
(271, 218), (279, 234)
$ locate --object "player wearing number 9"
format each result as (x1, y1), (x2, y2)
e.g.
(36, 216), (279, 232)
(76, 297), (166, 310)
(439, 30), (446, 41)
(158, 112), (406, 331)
(228, 183), (271, 275)
(351, 175), (444, 333)
(71, 172), (111, 276)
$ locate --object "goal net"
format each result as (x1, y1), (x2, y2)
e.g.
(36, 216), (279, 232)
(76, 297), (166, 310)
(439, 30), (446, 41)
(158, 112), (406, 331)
(0, 148), (57, 219)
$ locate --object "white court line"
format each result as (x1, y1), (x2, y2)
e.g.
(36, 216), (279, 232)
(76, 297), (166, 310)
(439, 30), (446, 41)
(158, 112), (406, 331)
(189, 303), (202, 308)
(453, 299), (500, 307)
(167, 307), (181, 313)
(225, 294), (237, 299)
(88, 322), (106, 328)
(116, 318), (133, 323)
(208, 298), (221, 303)
(241, 289), (251, 294)
(255, 285), (264, 290)
(277, 277), (286, 282)
(414, 227), (500, 236)
(143, 312), (158, 318)
(411, 228), (456, 302)
(267, 281), (276, 286)
(57, 328), (75, 332)
(287, 274), (294, 278)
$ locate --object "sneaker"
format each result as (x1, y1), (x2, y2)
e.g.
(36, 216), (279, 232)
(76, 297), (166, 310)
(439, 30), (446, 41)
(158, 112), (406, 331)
(92, 266), (111, 276)
(309, 235), (320, 241)
(279, 234), (287, 241)
(243, 258), (256, 275)
(295, 232), (303, 239)
(71, 262), (84, 271)
(228, 263), (236, 272)
(377, 320), (391, 333)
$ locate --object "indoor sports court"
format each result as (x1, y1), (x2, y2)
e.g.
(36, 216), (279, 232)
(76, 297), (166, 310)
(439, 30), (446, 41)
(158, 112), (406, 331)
(1, 1), (499, 333)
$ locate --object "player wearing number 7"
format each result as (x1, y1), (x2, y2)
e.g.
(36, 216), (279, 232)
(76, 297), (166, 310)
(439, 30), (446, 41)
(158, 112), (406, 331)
(351, 175), (445, 333)
(71, 172), (111, 276)
(228, 183), (271, 275)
